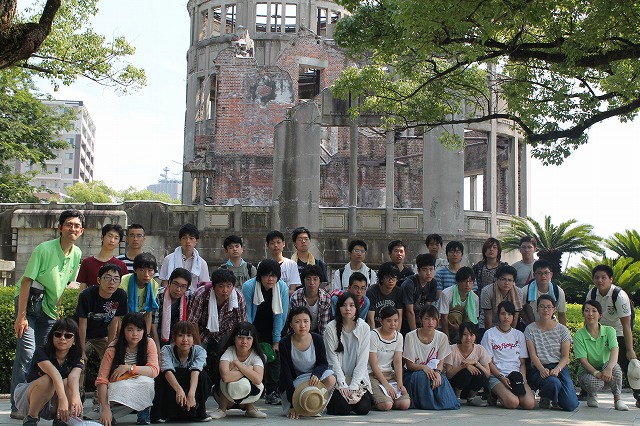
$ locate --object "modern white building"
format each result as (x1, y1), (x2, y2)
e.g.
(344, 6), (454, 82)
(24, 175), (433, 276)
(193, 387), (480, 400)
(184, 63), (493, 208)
(13, 100), (96, 200)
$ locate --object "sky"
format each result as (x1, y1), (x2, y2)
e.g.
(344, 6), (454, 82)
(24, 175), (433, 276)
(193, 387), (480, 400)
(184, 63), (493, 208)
(38, 0), (640, 243)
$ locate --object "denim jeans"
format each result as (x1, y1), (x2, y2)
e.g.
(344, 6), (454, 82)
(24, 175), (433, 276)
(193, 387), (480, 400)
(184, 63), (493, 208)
(10, 296), (56, 410)
(528, 362), (579, 412)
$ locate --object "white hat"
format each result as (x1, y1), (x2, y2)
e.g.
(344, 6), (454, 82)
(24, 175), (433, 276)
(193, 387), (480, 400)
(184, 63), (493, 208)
(292, 380), (328, 417)
(220, 378), (264, 404)
(628, 359), (640, 389)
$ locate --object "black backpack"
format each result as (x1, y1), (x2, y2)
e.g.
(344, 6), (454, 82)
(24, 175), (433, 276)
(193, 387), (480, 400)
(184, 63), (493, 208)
(220, 262), (255, 278)
(589, 286), (635, 328)
(338, 267), (373, 286)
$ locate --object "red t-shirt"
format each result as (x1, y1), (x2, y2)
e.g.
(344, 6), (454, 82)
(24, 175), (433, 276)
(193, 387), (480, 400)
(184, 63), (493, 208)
(77, 256), (128, 287)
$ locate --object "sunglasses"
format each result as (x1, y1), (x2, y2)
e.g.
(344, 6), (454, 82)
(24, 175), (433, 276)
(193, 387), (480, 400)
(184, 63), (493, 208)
(53, 331), (75, 340)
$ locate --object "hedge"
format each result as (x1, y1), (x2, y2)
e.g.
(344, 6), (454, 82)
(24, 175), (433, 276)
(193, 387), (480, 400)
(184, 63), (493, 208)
(0, 287), (639, 393)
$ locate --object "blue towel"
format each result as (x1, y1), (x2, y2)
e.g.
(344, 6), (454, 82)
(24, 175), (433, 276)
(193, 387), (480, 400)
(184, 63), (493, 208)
(127, 275), (159, 312)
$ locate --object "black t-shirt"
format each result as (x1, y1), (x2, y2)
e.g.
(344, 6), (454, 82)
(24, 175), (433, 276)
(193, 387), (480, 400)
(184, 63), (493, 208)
(296, 258), (329, 283)
(401, 275), (438, 329)
(254, 285), (274, 344)
(366, 284), (404, 327)
(26, 347), (84, 383)
(76, 285), (128, 339)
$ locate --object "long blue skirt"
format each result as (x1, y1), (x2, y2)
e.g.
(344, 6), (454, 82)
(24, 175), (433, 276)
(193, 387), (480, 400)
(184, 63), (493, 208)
(404, 370), (460, 410)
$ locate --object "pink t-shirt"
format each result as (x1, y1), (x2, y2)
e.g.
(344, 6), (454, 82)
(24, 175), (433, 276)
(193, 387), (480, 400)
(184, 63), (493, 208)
(444, 344), (491, 369)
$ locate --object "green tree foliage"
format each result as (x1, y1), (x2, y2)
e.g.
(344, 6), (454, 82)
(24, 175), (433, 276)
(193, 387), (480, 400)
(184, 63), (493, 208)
(564, 257), (640, 303)
(502, 215), (601, 275)
(119, 187), (179, 204)
(64, 180), (116, 203)
(0, 0), (146, 201)
(605, 230), (640, 262)
(333, 0), (640, 165)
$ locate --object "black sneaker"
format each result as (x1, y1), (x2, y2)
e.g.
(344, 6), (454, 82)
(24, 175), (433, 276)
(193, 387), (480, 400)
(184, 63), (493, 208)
(22, 415), (38, 426)
(52, 420), (70, 426)
(265, 391), (281, 405)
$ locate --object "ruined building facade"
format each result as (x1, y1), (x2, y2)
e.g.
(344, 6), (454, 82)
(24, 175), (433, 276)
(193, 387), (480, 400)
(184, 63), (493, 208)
(182, 0), (530, 239)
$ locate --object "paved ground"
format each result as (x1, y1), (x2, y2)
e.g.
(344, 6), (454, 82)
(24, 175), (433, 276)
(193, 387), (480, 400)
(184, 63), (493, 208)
(1, 393), (640, 425)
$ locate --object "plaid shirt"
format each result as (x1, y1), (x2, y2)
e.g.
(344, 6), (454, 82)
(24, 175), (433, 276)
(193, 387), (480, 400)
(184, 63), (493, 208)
(289, 287), (332, 334)
(187, 286), (247, 346)
(152, 286), (192, 325)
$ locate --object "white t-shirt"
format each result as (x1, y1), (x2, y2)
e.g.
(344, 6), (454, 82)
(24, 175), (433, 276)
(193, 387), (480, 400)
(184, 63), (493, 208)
(220, 346), (264, 369)
(438, 286), (479, 317)
(481, 326), (528, 376)
(403, 329), (450, 369)
(369, 329), (403, 373)
(587, 285), (632, 337)
(279, 258), (302, 287)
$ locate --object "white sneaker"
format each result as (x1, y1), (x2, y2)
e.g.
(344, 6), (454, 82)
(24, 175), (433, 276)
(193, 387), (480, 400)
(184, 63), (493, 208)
(587, 394), (599, 408)
(210, 409), (226, 419)
(615, 400), (629, 411)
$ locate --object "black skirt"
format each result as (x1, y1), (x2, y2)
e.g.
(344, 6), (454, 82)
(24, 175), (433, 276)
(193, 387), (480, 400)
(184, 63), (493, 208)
(151, 367), (212, 421)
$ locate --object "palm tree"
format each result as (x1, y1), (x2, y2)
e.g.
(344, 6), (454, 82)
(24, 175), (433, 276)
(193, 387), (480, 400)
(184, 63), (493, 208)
(605, 230), (640, 262)
(564, 257), (640, 302)
(502, 215), (601, 275)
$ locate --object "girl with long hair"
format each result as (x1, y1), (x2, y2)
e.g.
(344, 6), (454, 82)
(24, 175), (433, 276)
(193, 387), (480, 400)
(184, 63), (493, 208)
(324, 292), (372, 415)
(96, 312), (159, 426)
(279, 306), (336, 419)
(368, 305), (410, 411)
(211, 322), (267, 419)
(14, 318), (84, 426)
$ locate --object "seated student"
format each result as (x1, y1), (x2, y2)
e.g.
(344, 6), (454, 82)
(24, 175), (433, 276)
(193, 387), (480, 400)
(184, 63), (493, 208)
(402, 254), (438, 333)
(439, 267), (479, 343)
(210, 322), (267, 419)
(14, 318), (84, 426)
(520, 259), (567, 328)
(444, 322), (490, 407)
(152, 267), (192, 352)
(403, 305), (460, 410)
(435, 241), (466, 299)
(574, 300), (629, 411)
(279, 306), (336, 419)
(188, 268), (247, 355)
(96, 312), (160, 426)
(481, 265), (522, 332)
(367, 262), (404, 330)
(330, 272), (370, 321)
(425, 233), (448, 270)
(289, 265), (332, 334)
(369, 306), (410, 411)
(77, 224), (129, 291)
(480, 301), (535, 410)
(388, 240), (414, 282)
(291, 227), (329, 284)
(159, 224), (210, 292)
(242, 259), (289, 406)
(219, 235), (256, 288)
(324, 293), (373, 415)
(472, 237), (508, 297)
(524, 295), (578, 411)
(151, 321), (212, 422)
(119, 253), (160, 341)
(332, 239), (377, 291)
(75, 264), (128, 406)
(265, 230), (301, 296)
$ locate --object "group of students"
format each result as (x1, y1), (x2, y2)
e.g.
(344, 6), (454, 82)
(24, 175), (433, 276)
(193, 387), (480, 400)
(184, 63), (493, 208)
(9, 210), (640, 426)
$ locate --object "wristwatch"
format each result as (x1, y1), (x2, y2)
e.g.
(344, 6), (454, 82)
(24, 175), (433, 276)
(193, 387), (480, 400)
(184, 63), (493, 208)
(129, 364), (135, 374)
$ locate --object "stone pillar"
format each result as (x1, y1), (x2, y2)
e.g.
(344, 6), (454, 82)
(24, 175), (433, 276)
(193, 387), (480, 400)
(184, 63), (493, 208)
(519, 141), (531, 216)
(272, 102), (321, 233)
(487, 120), (497, 235)
(422, 125), (465, 237)
(469, 175), (477, 211)
(385, 130), (394, 235)
(509, 133), (519, 215)
(182, 51), (199, 205)
(349, 124), (359, 234)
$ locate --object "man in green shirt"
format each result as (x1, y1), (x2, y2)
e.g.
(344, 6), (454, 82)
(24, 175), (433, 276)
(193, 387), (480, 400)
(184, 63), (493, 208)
(10, 209), (84, 419)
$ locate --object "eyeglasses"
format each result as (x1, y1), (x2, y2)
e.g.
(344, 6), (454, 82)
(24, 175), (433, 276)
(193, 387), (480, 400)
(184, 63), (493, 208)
(171, 281), (189, 290)
(54, 332), (75, 340)
(538, 305), (554, 310)
(296, 237), (310, 242)
(352, 249), (366, 254)
(100, 275), (121, 283)
(63, 223), (83, 230)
